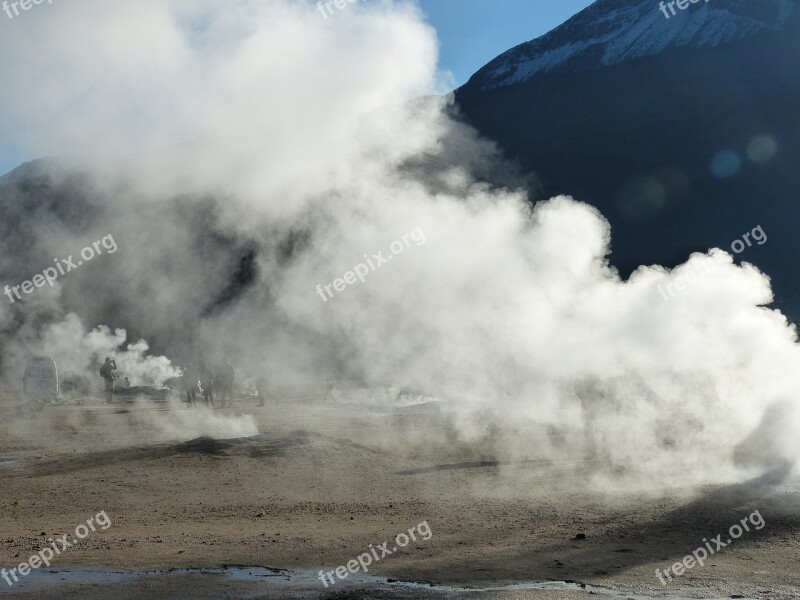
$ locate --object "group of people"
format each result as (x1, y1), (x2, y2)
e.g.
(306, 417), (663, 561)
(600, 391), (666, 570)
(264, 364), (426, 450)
(181, 360), (236, 408)
(98, 355), (270, 407)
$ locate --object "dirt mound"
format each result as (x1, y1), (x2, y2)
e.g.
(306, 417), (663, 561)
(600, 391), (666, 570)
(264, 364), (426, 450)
(174, 432), (313, 458)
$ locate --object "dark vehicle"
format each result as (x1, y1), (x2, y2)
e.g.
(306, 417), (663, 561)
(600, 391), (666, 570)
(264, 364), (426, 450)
(60, 371), (91, 401)
(22, 356), (60, 404)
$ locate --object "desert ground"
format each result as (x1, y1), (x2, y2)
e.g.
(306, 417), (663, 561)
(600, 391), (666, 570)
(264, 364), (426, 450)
(0, 392), (798, 600)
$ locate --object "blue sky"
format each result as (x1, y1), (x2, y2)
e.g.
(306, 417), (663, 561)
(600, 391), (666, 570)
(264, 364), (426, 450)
(419, 0), (595, 87)
(0, 0), (595, 176)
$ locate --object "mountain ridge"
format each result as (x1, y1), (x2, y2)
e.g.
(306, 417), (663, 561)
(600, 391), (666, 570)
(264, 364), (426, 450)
(465, 0), (799, 91)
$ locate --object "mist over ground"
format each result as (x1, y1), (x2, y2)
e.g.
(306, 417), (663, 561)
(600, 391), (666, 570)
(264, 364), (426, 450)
(0, 0), (798, 491)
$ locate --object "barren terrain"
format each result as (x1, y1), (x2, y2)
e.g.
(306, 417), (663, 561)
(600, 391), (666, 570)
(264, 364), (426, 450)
(0, 396), (798, 599)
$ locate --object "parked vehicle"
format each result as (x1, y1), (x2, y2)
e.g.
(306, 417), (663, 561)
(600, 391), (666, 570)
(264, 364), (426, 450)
(60, 370), (91, 401)
(22, 356), (60, 403)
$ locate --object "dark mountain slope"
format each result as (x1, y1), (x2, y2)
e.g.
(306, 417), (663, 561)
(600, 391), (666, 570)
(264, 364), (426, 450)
(455, 0), (800, 317)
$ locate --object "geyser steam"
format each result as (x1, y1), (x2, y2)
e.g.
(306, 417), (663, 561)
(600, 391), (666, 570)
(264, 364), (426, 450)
(0, 0), (798, 483)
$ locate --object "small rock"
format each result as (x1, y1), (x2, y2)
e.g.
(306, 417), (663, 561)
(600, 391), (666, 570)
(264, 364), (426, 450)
(574, 533), (587, 540)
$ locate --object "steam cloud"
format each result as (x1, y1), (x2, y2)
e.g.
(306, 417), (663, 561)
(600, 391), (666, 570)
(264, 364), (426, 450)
(0, 0), (798, 484)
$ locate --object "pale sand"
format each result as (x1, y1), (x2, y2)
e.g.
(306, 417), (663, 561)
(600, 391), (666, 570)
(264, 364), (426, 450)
(0, 399), (798, 599)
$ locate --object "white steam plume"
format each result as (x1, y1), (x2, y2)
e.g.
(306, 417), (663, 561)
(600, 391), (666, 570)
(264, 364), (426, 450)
(0, 0), (797, 486)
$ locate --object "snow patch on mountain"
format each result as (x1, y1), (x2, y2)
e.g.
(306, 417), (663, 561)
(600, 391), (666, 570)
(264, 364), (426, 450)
(468, 0), (797, 90)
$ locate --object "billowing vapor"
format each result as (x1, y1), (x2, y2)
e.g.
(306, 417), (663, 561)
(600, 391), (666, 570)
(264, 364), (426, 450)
(133, 398), (260, 441)
(0, 0), (798, 484)
(8, 314), (180, 386)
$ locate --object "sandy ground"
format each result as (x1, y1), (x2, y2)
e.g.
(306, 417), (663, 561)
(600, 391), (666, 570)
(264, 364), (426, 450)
(0, 396), (798, 599)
